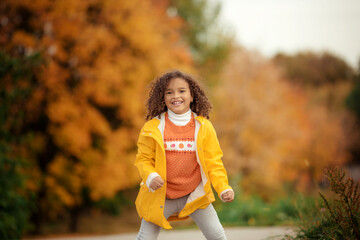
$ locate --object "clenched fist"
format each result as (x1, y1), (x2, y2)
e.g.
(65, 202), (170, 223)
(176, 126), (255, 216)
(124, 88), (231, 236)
(150, 176), (164, 191)
(221, 190), (234, 202)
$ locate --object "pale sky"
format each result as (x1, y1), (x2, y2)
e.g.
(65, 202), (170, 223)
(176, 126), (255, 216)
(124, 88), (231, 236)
(218, 0), (360, 68)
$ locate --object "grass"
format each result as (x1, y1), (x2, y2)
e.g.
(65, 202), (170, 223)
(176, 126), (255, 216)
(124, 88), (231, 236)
(216, 192), (302, 227)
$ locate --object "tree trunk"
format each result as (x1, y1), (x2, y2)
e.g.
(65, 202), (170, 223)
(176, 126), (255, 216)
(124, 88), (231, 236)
(69, 206), (79, 233)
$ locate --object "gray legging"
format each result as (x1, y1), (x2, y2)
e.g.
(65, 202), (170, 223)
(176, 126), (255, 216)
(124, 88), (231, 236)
(136, 195), (227, 240)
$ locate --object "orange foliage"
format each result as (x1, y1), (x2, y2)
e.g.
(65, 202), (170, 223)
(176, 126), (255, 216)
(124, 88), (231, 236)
(213, 48), (348, 198)
(1, 0), (195, 218)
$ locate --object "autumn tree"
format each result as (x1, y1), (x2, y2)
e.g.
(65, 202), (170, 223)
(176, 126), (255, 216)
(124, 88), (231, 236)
(213, 48), (348, 198)
(273, 52), (354, 112)
(1, 0), (194, 234)
(274, 52), (358, 167)
(273, 51), (353, 87)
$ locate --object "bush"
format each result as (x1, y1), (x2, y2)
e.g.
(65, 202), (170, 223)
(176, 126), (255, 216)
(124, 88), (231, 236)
(289, 168), (360, 240)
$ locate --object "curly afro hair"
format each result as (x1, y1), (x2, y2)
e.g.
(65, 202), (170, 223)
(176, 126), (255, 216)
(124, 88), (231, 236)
(146, 70), (212, 120)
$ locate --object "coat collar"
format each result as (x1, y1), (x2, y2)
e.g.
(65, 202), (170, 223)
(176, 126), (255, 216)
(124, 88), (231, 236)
(142, 112), (206, 144)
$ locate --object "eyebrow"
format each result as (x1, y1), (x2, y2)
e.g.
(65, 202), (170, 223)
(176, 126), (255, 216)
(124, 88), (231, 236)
(166, 87), (188, 91)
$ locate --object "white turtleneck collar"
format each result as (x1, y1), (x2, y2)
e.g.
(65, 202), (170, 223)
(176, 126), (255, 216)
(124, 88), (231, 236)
(167, 109), (192, 126)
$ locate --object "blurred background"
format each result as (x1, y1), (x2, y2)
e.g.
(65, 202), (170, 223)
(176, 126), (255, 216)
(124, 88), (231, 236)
(1, 0), (360, 238)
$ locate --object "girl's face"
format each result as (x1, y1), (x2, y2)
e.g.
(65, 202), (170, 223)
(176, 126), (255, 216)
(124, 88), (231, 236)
(164, 78), (193, 114)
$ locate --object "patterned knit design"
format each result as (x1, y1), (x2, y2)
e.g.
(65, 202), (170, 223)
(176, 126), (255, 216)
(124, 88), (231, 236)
(164, 113), (202, 199)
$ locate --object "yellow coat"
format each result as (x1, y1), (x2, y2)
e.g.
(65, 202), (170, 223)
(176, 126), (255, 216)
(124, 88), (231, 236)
(134, 112), (232, 229)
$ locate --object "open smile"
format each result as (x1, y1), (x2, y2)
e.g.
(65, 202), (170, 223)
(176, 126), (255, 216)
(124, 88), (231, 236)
(172, 101), (183, 106)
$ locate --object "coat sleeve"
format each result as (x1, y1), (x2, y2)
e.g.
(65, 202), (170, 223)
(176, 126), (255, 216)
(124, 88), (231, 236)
(134, 129), (157, 183)
(203, 121), (233, 197)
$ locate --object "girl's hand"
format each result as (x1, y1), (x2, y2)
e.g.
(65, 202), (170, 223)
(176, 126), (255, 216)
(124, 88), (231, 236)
(221, 190), (234, 202)
(149, 176), (164, 191)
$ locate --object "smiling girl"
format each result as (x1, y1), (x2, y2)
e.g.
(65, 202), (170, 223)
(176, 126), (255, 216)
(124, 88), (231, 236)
(135, 70), (234, 240)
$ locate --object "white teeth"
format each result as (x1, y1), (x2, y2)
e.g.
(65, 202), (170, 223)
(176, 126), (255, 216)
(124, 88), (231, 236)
(172, 101), (182, 105)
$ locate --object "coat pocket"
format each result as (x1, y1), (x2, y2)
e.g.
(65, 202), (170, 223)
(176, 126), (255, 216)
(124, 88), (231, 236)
(135, 182), (153, 219)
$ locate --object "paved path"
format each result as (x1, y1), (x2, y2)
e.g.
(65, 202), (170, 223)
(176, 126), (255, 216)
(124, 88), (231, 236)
(29, 227), (295, 240)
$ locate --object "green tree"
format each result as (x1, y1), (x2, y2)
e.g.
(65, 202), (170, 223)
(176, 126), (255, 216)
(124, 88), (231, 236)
(346, 63), (360, 119)
(346, 62), (360, 164)
(0, 51), (43, 239)
(169, 0), (233, 83)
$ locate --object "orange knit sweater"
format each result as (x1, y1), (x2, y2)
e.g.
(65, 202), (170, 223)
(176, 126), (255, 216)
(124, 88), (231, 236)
(164, 113), (202, 199)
